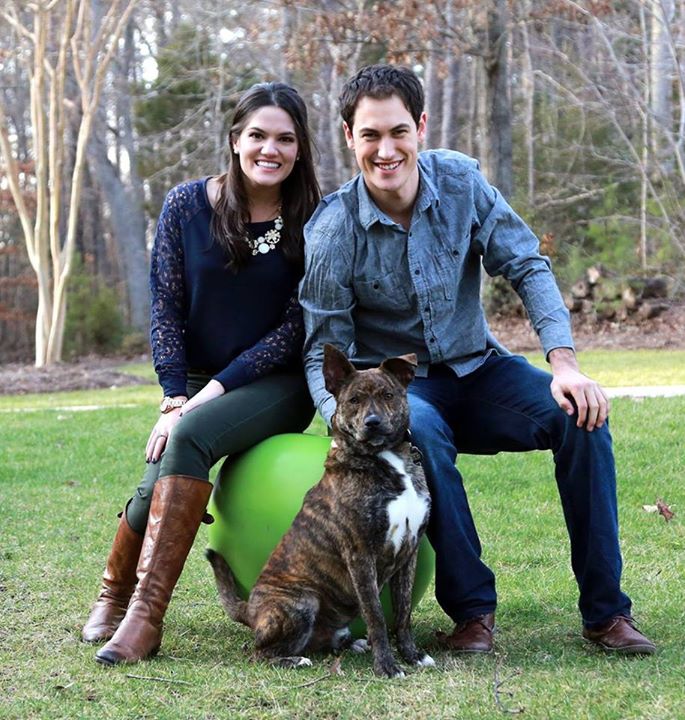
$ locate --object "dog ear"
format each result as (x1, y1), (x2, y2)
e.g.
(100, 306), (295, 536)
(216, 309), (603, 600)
(379, 353), (418, 388)
(323, 344), (356, 396)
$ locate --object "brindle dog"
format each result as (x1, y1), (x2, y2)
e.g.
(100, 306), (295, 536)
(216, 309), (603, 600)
(206, 344), (434, 678)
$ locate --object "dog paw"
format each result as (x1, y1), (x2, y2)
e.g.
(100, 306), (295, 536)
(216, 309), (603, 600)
(271, 656), (313, 669)
(415, 653), (435, 668)
(332, 627), (352, 650)
(350, 638), (370, 654)
(373, 659), (406, 679)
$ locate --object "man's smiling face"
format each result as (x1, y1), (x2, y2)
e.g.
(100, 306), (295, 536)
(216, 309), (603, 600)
(343, 94), (426, 211)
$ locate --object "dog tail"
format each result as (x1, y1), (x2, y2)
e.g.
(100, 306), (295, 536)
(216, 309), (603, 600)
(205, 548), (251, 627)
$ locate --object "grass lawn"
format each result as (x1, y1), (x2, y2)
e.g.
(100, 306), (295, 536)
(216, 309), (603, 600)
(523, 349), (685, 387)
(1, 351), (684, 719)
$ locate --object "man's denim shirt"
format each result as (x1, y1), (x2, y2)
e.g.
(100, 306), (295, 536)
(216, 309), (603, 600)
(300, 149), (574, 424)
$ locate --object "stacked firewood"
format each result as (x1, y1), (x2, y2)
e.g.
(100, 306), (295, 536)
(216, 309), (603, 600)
(564, 266), (671, 321)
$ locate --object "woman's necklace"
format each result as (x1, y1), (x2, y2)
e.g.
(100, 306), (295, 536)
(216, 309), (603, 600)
(246, 212), (283, 256)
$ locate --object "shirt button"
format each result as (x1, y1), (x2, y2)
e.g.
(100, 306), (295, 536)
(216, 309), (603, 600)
(414, 269), (420, 275)
(429, 338), (435, 343)
(373, 282), (379, 289)
(424, 306), (430, 313)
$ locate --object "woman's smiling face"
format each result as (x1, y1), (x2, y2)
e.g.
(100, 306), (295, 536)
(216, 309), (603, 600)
(232, 105), (299, 192)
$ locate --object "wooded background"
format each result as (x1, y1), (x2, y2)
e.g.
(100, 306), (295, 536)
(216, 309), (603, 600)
(1, 0), (683, 365)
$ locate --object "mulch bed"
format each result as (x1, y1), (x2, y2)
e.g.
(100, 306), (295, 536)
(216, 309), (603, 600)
(0, 358), (152, 396)
(488, 301), (685, 353)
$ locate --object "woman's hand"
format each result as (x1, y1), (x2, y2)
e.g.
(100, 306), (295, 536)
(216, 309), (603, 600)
(146, 408), (183, 463)
(144, 381), (224, 463)
(180, 379), (225, 416)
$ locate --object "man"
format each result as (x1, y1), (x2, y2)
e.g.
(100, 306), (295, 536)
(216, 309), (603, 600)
(299, 64), (655, 655)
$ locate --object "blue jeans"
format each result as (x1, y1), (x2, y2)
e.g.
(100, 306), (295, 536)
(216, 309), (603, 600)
(407, 354), (631, 629)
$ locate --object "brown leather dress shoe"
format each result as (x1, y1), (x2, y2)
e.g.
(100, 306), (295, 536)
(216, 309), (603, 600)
(436, 612), (495, 653)
(583, 616), (656, 655)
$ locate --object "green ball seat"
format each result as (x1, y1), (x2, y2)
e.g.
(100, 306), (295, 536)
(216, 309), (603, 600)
(207, 433), (435, 635)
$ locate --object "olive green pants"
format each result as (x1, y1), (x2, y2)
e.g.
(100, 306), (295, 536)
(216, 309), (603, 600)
(125, 371), (315, 534)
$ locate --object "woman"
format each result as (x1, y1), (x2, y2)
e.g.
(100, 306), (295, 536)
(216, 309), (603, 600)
(82, 82), (320, 665)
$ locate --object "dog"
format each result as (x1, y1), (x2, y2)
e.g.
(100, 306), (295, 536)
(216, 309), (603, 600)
(206, 343), (434, 678)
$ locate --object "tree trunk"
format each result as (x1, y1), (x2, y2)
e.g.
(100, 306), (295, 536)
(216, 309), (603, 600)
(439, 0), (460, 151)
(424, 45), (443, 149)
(440, 56), (461, 151)
(650, 0), (675, 175)
(474, 58), (489, 174)
(462, 56), (478, 157)
(88, 131), (149, 334)
(281, 3), (296, 85)
(485, 0), (513, 198)
(316, 57), (344, 194)
(519, 5), (535, 205)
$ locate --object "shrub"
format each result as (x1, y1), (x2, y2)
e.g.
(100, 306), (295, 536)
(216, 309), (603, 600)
(121, 331), (150, 357)
(64, 270), (125, 359)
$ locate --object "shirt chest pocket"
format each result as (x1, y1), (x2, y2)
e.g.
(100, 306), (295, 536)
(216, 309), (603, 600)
(354, 270), (413, 311)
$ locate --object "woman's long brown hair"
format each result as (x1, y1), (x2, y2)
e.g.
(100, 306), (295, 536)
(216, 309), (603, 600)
(210, 82), (321, 273)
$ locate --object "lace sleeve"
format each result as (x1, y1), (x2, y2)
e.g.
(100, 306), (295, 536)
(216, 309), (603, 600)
(150, 185), (188, 397)
(212, 289), (304, 392)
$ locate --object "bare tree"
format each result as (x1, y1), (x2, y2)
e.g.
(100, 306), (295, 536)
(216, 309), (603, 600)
(0, 0), (138, 366)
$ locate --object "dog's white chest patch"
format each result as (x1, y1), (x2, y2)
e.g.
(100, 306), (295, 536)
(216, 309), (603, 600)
(379, 450), (429, 554)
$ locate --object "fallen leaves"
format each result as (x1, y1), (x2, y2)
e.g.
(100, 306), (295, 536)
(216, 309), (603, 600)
(642, 499), (675, 522)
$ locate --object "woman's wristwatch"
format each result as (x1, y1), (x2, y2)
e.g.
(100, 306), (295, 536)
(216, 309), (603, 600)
(159, 396), (187, 413)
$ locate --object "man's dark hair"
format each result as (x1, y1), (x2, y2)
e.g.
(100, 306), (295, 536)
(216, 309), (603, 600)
(338, 64), (424, 130)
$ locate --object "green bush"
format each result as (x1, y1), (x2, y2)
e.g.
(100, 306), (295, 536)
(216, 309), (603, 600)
(121, 331), (150, 357)
(64, 269), (125, 359)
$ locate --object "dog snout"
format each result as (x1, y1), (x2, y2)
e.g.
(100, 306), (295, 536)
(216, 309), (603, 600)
(364, 413), (382, 428)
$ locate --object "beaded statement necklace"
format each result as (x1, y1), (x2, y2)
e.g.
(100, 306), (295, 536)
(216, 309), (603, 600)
(245, 215), (284, 256)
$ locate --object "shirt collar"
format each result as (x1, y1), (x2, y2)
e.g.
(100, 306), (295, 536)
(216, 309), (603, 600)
(354, 159), (440, 230)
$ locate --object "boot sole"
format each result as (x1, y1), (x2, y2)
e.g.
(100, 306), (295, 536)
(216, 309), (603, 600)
(95, 645), (160, 666)
(82, 635), (113, 645)
(82, 628), (117, 644)
(583, 638), (656, 655)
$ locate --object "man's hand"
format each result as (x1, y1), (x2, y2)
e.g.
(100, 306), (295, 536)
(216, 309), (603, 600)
(179, 379), (225, 416)
(548, 348), (610, 432)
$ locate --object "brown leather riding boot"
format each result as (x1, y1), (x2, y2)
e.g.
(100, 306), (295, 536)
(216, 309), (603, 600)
(82, 511), (143, 643)
(95, 475), (212, 665)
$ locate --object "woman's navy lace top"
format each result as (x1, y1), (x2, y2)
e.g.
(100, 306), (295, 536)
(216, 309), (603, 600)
(150, 178), (303, 397)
